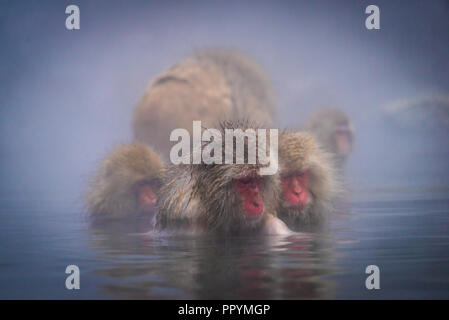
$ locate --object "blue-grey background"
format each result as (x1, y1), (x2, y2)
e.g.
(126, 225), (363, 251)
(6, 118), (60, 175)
(1, 0), (448, 299)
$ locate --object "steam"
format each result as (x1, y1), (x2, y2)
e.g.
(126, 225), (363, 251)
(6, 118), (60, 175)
(1, 0), (448, 207)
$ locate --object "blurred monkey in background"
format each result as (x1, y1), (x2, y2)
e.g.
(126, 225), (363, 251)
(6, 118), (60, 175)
(303, 108), (354, 169)
(133, 49), (276, 158)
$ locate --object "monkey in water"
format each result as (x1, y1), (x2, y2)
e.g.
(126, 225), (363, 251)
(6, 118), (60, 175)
(155, 120), (291, 235)
(133, 49), (276, 158)
(303, 108), (354, 169)
(277, 131), (338, 230)
(86, 143), (164, 221)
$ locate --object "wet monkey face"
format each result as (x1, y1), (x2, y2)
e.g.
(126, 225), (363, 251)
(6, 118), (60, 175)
(134, 180), (159, 213)
(281, 171), (310, 209)
(303, 109), (355, 168)
(155, 120), (283, 234)
(85, 143), (164, 219)
(333, 125), (353, 157)
(234, 175), (265, 220)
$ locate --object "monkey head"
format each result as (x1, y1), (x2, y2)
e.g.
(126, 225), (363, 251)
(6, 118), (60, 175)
(190, 120), (280, 232)
(86, 143), (164, 219)
(304, 108), (354, 164)
(278, 132), (336, 225)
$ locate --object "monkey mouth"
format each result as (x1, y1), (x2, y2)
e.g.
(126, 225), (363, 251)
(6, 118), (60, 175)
(244, 199), (264, 219)
(139, 200), (158, 214)
(284, 190), (308, 206)
(335, 132), (352, 156)
(284, 201), (306, 210)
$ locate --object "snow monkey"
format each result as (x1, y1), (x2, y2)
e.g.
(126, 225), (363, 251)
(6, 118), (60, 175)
(303, 108), (354, 169)
(277, 131), (338, 229)
(132, 49), (276, 158)
(155, 120), (290, 235)
(86, 143), (164, 220)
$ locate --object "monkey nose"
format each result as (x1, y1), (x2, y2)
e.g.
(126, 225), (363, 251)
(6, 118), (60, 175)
(290, 184), (300, 194)
(249, 183), (259, 191)
(250, 186), (260, 194)
(292, 183), (303, 194)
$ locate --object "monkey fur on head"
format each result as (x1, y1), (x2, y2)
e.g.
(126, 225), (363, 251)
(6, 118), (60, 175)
(133, 49), (276, 158)
(86, 143), (164, 220)
(303, 108), (354, 169)
(155, 120), (290, 235)
(277, 131), (338, 229)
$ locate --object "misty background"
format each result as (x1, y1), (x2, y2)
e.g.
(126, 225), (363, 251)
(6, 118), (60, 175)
(1, 0), (449, 299)
(0, 0), (448, 209)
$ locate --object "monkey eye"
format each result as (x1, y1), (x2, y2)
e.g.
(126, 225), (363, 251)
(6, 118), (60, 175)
(335, 129), (353, 141)
(335, 128), (351, 136)
(237, 177), (252, 185)
(282, 171), (308, 180)
(290, 171), (305, 178)
(135, 180), (149, 188)
(235, 176), (264, 187)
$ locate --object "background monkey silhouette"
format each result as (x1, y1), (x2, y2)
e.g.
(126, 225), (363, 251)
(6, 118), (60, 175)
(86, 143), (164, 220)
(303, 108), (354, 169)
(277, 131), (338, 229)
(155, 120), (289, 235)
(133, 49), (276, 158)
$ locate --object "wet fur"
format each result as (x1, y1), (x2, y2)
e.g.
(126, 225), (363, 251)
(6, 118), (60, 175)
(278, 131), (339, 227)
(86, 143), (164, 219)
(155, 120), (280, 234)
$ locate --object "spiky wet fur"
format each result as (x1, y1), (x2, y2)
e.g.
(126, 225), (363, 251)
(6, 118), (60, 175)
(86, 143), (164, 219)
(155, 120), (280, 234)
(278, 131), (339, 227)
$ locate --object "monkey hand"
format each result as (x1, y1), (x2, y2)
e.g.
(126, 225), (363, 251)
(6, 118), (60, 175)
(262, 214), (293, 236)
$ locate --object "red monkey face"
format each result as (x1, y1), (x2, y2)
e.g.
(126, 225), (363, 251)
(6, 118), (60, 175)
(135, 181), (158, 213)
(281, 171), (309, 209)
(234, 175), (265, 220)
(334, 125), (353, 157)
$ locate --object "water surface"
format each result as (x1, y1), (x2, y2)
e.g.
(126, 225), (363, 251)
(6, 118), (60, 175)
(1, 189), (448, 299)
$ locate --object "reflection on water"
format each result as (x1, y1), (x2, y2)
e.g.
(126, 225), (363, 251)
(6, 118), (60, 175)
(1, 191), (449, 299)
(88, 222), (336, 299)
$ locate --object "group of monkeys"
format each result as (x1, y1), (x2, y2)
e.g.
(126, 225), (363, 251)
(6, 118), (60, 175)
(86, 49), (354, 235)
